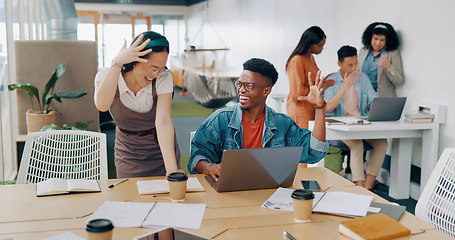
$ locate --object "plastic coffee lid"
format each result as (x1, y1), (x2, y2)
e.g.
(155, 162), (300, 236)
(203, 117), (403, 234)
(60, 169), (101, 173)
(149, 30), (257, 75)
(291, 189), (315, 200)
(167, 172), (188, 182)
(86, 219), (114, 233)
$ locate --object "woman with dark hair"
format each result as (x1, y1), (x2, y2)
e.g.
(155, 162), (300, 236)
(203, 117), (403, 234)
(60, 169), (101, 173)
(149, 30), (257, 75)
(286, 26), (333, 129)
(94, 31), (182, 178)
(358, 22), (404, 97)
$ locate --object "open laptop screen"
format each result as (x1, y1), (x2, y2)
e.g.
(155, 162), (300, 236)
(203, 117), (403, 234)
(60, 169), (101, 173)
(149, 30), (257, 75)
(206, 146), (303, 192)
(367, 97), (407, 121)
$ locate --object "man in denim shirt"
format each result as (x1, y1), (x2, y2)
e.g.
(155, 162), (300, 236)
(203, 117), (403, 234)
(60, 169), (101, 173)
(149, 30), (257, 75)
(323, 46), (387, 190)
(188, 58), (329, 181)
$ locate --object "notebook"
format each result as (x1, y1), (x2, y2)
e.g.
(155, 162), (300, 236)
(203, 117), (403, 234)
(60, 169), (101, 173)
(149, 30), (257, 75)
(364, 97), (407, 121)
(205, 146), (303, 192)
(339, 213), (411, 240)
(367, 202), (406, 221)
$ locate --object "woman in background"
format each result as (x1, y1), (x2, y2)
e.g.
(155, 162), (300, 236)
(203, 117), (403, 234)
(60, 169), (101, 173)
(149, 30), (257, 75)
(358, 22), (404, 97)
(286, 26), (333, 129)
(94, 31), (182, 178)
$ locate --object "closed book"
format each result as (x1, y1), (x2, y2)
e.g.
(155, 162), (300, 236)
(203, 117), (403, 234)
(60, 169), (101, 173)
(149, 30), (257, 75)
(367, 202), (406, 221)
(404, 112), (434, 119)
(339, 213), (411, 240)
(404, 117), (433, 123)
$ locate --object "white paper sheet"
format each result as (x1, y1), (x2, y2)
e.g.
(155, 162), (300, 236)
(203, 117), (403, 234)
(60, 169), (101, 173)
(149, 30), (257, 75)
(261, 188), (373, 217)
(88, 201), (154, 227)
(313, 191), (373, 217)
(261, 187), (294, 211)
(330, 117), (370, 125)
(142, 203), (207, 229)
(87, 201), (207, 229)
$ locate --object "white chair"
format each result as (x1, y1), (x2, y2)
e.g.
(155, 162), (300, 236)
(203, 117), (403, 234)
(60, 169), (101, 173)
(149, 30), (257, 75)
(17, 130), (108, 184)
(415, 148), (455, 238)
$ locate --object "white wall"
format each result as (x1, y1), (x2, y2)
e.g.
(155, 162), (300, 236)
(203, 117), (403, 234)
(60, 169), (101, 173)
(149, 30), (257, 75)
(186, 0), (455, 166)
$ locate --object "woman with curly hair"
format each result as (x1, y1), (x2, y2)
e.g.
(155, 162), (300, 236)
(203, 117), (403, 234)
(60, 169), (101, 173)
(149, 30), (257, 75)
(358, 22), (404, 97)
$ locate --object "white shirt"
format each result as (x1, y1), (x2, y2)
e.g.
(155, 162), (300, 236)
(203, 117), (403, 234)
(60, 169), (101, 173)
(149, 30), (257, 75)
(95, 68), (174, 113)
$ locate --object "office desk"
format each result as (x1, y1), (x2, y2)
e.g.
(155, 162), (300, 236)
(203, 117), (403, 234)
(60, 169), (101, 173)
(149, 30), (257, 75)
(0, 168), (450, 240)
(310, 119), (439, 199)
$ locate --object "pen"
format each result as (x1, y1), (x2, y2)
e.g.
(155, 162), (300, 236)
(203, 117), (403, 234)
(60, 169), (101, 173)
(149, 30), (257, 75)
(283, 231), (296, 240)
(108, 179), (128, 188)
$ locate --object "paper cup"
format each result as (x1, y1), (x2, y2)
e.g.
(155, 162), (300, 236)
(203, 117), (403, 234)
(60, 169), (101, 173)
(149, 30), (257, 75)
(291, 189), (314, 222)
(86, 219), (114, 240)
(167, 172), (188, 202)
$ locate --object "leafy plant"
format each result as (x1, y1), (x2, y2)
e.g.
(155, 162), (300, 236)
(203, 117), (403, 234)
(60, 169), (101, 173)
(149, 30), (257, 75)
(8, 62), (86, 113)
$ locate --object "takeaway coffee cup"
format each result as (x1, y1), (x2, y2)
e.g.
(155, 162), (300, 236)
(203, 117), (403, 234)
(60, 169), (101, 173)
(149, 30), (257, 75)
(167, 172), (188, 202)
(291, 189), (315, 222)
(86, 219), (114, 240)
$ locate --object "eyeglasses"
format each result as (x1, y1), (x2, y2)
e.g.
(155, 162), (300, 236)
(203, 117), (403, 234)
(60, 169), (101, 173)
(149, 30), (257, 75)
(234, 80), (270, 91)
(147, 66), (168, 75)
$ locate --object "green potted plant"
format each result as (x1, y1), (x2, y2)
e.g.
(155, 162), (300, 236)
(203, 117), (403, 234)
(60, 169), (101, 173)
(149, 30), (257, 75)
(8, 62), (87, 133)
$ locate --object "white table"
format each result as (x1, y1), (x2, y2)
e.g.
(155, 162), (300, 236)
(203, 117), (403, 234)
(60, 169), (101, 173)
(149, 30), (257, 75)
(310, 118), (440, 199)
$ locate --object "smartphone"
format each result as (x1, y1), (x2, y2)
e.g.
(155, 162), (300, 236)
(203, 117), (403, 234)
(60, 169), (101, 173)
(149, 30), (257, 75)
(301, 180), (321, 191)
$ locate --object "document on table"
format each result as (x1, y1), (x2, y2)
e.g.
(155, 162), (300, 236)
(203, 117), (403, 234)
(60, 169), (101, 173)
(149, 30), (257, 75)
(262, 187), (373, 217)
(87, 201), (206, 229)
(327, 117), (371, 125)
(137, 177), (205, 195)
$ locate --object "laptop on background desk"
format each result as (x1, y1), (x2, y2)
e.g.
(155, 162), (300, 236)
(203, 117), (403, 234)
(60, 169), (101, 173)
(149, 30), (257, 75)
(364, 97), (407, 121)
(205, 146), (303, 192)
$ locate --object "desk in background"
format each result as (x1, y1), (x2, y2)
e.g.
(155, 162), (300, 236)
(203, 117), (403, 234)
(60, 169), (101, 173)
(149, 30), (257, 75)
(0, 167), (450, 239)
(310, 118), (439, 200)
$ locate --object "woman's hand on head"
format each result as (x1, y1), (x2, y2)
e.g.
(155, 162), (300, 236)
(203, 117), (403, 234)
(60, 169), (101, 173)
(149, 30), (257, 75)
(114, 34), (153, 67)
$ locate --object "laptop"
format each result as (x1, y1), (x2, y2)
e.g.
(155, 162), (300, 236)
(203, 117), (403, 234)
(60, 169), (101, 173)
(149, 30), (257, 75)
(205, 146), (303, 192)
(364, 97), (407, 121)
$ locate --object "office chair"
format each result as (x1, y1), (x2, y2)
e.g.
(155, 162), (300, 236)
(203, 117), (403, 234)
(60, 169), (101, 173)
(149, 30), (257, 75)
(184, 70), (237, 109)
(415, 148), (455, 238)
(17, 130), (108, 184)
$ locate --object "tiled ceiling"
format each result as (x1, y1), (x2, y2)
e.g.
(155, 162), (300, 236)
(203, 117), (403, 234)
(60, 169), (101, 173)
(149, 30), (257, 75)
(74, 0), (206, 6)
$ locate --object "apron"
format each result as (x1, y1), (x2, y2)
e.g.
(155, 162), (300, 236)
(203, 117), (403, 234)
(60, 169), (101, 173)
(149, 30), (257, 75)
(110, 79), (180, 178)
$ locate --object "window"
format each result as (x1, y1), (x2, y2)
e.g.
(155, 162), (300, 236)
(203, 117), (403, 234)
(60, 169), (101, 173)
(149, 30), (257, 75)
(77, 12), (185, 68)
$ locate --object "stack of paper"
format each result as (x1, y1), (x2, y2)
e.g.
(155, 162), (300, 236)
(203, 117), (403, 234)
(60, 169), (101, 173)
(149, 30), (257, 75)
(262, 188), (373, 217)
(137, 177), (205, 195)
(326, 117), (370, 125)
(404, 112), (434, 123)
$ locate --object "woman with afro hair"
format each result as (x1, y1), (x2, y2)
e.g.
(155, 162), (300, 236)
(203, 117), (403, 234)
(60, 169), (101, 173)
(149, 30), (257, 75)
(358, 22), (404, 97)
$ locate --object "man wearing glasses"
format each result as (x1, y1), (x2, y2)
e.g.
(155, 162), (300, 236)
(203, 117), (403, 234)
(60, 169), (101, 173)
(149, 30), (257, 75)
(188, 58), (329, 181)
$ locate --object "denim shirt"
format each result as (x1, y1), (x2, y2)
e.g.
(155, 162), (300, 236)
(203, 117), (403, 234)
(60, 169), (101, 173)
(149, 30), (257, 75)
(362, 49), (382, 91)
(188, 103), (329, 174)
(323, 70), (378, 117)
